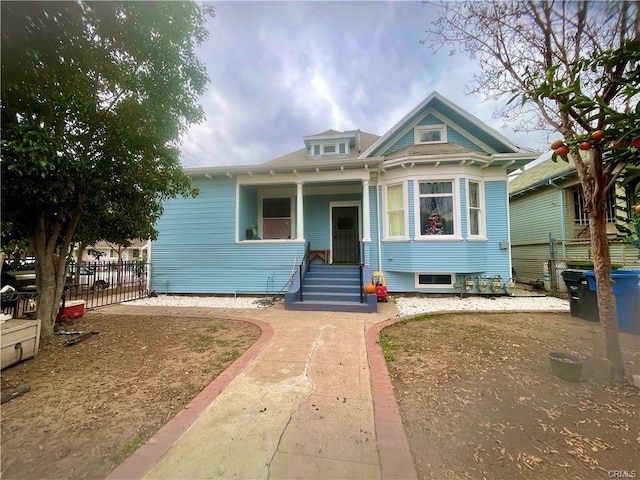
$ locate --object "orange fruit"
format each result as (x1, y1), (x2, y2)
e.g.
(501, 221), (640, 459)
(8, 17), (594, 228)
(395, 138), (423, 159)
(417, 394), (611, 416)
(614, 140), (626, 149)
(579, 141), (592, 150)
(555, 145), (570, 156)
(591, 130), (604, 141)
(632, 138), (640, 148)
(636, 204), (640, 214)
(550, 139), (565, 150)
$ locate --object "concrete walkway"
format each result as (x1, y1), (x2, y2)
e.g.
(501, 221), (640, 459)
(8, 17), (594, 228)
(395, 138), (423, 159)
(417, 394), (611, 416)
(102, 302), (416, 480)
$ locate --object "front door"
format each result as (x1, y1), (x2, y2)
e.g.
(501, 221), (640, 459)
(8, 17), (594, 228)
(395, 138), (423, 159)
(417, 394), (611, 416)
(332, 206), (359, 263)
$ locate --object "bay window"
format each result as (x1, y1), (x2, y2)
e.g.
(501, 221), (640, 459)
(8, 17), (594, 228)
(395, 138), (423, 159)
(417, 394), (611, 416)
(386, 183), (405, 238)
(468, 180), (484, 237)
(418, 181), (455, 236)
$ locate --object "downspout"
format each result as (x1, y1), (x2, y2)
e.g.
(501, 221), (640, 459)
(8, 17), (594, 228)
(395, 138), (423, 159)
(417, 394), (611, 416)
(548, 179), (567, 259)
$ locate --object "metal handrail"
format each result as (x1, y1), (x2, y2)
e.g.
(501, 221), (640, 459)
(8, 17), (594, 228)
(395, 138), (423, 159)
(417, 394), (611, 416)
(299, 241), (310, 302)
(359, 263), (364, 303)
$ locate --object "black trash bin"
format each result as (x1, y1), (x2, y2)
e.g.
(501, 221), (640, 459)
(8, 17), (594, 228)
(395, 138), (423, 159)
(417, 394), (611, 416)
(562, 269), (599, 321)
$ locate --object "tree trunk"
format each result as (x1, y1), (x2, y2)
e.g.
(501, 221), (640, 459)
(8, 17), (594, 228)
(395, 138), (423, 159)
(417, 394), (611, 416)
(589, 212), (626, 381)
(31, 209), (81, 339)
(33, 244), (68, 338)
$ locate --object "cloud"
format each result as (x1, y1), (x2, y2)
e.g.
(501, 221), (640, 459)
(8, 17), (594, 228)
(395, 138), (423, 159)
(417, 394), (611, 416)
(182, 1), (550, 167)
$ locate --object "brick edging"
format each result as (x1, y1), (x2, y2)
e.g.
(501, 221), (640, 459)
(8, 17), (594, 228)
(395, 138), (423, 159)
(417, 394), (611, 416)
(106, 317), (274, 480)
(366, 308), (569, 480)
(366, 317), (419, 480)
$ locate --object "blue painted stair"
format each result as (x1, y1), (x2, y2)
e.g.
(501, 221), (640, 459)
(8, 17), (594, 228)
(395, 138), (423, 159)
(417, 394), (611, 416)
(285, 265), (377, 313)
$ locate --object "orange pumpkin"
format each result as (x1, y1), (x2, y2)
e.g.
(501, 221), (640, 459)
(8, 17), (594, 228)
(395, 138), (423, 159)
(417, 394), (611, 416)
(365, 283), (376, 294)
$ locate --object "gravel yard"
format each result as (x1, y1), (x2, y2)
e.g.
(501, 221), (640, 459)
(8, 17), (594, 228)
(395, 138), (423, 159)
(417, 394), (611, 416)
(129, 290), (570, 315)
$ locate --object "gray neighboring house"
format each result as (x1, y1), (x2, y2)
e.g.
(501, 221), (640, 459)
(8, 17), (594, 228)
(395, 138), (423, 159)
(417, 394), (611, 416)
(508, 157), (640, 291)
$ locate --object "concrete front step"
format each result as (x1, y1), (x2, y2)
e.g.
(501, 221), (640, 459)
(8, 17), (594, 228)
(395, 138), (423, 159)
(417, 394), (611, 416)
(285, 299), (374, 313)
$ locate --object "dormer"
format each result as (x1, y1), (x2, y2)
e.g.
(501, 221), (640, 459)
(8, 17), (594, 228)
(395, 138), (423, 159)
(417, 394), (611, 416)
(303, 130), (357, 157)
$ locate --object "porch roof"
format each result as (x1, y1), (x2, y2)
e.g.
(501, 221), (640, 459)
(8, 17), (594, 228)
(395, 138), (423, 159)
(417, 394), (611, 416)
(509, 157), (576, 196)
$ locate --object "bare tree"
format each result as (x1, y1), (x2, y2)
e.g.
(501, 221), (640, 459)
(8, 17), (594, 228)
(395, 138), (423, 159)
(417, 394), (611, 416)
(423, 0), (639, 380)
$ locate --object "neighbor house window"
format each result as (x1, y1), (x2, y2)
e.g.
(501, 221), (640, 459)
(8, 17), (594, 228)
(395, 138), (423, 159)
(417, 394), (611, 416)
(339, 143), (346, 154)
(386, 183), (405, 238)
(415, 273), (455, 289)
(418, 181), (455, 236)
(313, 145), (320, 155)
(573, 187), (616, 224)
(468, 181), (484, 237)
(323, 145), (336, 154)
(415, 125), (446, 145)
(262, 197), (292, 239)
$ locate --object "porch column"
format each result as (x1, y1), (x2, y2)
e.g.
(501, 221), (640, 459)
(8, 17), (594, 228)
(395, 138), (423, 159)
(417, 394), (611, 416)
(296, 182), (304, 240)
(362, 179), (371, 242)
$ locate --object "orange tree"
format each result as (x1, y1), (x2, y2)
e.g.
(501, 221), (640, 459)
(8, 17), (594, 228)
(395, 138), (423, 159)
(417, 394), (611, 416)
(424, 1), (638, 380)
(532, 41), (640, 380)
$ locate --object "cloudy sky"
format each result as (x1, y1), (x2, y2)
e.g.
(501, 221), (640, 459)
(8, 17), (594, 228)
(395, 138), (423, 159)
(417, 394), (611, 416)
(181, 1), (552, 168)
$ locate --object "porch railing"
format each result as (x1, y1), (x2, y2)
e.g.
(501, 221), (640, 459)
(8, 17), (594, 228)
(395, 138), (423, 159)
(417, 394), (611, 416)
(298, 241), (310, 302)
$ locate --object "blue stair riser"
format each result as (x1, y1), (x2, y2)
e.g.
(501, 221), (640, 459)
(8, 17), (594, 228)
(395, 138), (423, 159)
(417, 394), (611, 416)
(286, 301), (375, 313)
(303, 285), (361, 293)
(303, 273), (360, 282)
(304, 281), (359, 288)
(301, 292), (363, 302)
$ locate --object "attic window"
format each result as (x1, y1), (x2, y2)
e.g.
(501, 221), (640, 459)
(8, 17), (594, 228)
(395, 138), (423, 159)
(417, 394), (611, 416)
(415, 125), (446, 145)
(310, 143), (349, 156)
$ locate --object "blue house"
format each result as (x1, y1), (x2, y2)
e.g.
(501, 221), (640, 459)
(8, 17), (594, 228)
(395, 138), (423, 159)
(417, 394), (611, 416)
(150, 92), (539, 311)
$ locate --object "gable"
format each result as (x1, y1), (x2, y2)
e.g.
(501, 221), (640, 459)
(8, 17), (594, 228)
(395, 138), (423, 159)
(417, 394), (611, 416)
(362, 92), (524, 158)
(384, 113), (484, 156)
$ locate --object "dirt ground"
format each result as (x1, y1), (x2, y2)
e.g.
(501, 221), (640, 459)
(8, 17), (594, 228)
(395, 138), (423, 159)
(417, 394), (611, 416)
(0, 311), (261, 480)
(381, 312), (640, 480)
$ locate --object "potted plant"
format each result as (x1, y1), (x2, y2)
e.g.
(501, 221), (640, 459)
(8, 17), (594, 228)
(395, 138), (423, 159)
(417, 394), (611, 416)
(547, 352), (583, 382)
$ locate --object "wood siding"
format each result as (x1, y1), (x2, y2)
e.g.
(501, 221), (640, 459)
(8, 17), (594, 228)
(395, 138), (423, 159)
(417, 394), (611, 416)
(385, 114), (483, 155)
(151, 177), (306, 294)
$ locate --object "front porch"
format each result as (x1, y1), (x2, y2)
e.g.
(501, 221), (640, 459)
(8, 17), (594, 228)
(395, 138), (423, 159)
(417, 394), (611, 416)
(237, 176), (373, 267)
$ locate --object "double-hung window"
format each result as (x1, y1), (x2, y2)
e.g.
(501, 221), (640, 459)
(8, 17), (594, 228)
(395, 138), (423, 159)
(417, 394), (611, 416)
(386, 183), (405, 238)
(262, 197), (292, 239)
(418, 181), (455, 237)
(467, 180), (484, 238)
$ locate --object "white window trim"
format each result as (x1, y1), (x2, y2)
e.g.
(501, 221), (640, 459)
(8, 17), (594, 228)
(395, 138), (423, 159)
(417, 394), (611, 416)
(383, 181), (408, 240)
(310, 142), (350, 156)
(414, 178), (462, 241)
(257, 190), (296, 241)
(414, 124), (447, 145)
(414, 272), (457, 289)
(466, 179), (487, 240)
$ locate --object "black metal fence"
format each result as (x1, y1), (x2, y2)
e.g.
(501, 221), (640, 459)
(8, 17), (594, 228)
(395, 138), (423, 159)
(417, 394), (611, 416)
(64, 260), (149, 309)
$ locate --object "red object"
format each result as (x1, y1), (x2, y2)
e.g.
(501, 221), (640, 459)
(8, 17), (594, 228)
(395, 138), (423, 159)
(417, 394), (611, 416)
(57, 300), (86, 320)
(375, 284), (388, 302)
